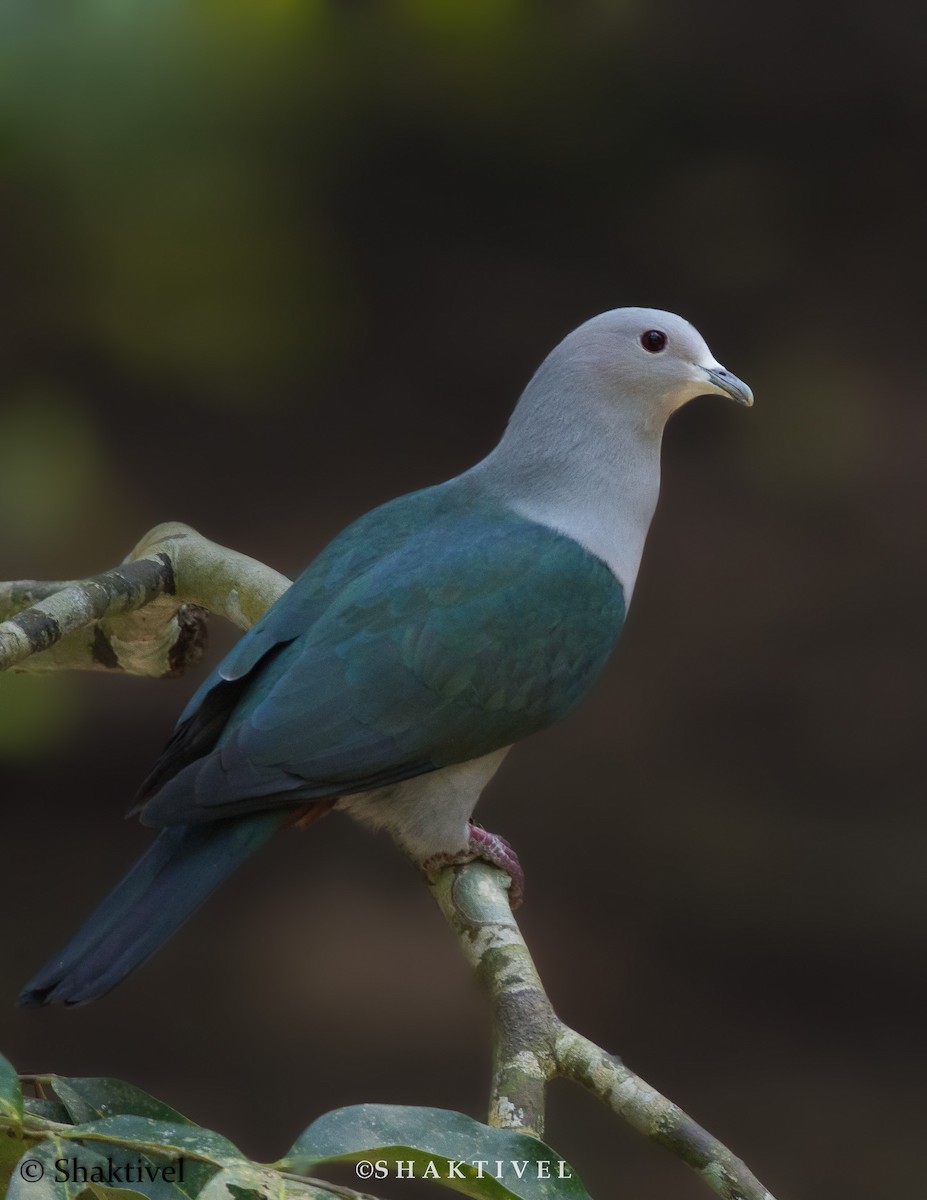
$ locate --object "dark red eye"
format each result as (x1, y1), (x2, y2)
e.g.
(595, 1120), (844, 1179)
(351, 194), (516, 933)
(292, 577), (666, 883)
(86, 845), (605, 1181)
(640, 329), (667, 353)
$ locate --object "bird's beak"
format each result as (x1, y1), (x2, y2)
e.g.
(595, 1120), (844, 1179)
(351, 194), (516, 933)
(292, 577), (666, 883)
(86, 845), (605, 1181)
(702, 366), (754, 408)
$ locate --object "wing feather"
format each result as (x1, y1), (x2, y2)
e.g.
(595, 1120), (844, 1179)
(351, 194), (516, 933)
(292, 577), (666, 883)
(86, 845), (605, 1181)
(138, 488), (626, 827)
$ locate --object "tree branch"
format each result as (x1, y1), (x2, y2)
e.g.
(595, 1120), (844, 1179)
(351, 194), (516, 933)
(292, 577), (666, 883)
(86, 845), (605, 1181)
(0, 523), (291, 676)
(2, 524), (777, 1199)
(428, 864), (776, 1200)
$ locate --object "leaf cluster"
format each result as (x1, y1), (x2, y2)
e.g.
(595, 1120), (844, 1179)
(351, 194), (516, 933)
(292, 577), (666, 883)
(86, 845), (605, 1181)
(0, 1052), (588, 1200)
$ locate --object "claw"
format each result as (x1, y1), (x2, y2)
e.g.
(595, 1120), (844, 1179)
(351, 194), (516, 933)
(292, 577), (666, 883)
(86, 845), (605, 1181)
(422, 824), (525, 907)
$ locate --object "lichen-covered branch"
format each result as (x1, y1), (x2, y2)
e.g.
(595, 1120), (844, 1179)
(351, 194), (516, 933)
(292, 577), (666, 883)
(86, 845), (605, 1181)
(0, 522), (291, 676)
(1, 526), (776, 1199)
(428, 864), (776, 1200)
(428, 862), (555, 1137)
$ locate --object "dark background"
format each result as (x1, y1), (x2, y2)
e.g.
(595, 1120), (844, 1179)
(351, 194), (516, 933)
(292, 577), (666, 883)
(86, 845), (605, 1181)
(1, 3), (925, 1197)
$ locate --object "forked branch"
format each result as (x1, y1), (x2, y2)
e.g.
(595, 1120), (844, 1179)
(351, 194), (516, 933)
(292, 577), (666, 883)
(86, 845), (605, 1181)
(0, 523), (290, 676)
(429, 864), (775, 1200)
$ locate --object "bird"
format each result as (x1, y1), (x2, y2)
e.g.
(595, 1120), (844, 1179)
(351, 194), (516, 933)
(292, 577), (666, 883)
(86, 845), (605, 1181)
(19, 307), (752, 1007)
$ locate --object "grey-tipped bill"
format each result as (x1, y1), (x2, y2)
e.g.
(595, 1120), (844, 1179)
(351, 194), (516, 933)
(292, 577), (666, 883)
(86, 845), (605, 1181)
(704, 367), (754, 407)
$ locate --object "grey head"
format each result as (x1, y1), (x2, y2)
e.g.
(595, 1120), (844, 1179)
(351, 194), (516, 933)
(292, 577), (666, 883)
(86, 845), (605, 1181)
(520, 306), (752, 435)
(471, 306), (753, 598)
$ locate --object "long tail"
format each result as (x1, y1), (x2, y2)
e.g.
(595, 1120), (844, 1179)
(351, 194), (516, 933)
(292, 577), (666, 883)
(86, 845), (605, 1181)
(19, 813), (283, 1007)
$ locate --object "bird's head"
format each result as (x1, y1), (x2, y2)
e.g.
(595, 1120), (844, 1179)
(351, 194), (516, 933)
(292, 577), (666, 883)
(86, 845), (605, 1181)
(487, 305), (752, 493)
(546, 306), (753, 431)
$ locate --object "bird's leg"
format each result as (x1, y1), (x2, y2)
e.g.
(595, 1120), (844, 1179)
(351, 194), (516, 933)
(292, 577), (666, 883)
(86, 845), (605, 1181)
(468, 824), (525, 907)
(423, 824), (525, 908)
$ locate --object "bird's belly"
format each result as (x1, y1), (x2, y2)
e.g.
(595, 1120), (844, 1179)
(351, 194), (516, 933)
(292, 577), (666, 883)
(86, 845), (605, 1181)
(335, 746), (510, 863)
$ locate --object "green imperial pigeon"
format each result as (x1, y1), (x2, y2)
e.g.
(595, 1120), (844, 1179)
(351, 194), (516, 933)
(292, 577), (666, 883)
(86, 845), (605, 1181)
(20, 307), (752, 1007)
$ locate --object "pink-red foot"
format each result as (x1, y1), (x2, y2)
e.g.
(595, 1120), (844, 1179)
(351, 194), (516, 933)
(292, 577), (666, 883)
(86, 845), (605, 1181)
(423, 824), (525, 907)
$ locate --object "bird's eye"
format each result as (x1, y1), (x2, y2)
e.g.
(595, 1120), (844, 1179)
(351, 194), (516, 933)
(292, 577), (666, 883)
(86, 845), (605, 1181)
(640, 330), (667, 353)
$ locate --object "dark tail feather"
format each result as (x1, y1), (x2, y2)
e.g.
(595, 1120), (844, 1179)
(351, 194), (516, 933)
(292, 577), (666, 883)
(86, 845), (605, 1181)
(19, 813), (283, 1007)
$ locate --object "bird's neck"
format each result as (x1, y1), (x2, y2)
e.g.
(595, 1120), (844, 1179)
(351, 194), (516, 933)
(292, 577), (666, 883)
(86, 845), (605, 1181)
(464, 374), (664, 602)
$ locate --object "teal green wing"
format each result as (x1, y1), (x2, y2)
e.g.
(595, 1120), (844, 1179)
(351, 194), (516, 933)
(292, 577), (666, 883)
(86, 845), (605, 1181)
(138, 501), (625, 827)
(135, 486), (456, 801)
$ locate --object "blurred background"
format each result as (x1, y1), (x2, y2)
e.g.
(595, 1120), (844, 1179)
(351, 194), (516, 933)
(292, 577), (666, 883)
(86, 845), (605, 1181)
(1, 1), (925, 1196)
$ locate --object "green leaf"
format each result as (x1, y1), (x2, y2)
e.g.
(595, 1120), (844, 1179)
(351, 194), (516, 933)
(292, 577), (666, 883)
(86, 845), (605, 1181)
(83, 1145), (207, 1200)
(49, 1079), (192, 1127)
(42, 1080), (215, 1197)
(0, 1052), (23, 1126)
(86, 1188), (157, 1200)
(7, 1134), (215, 1200)
(23, 1097), (72, 1124)
(197, 1164), (297, 1200)
(7, 1138), (147, 1200)
(278, 1105), (590, 1200)
(1, 1130), (37, 1194)
(61, 1116), (246, 1168)
(86, 1143), (217, 1200)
